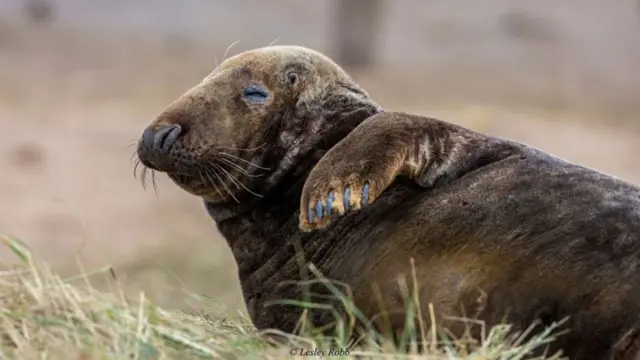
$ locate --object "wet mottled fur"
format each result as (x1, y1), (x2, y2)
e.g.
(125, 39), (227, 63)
(136, 45), (640, 359)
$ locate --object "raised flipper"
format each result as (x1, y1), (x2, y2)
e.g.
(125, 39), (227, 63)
(298, 111), (522, 232)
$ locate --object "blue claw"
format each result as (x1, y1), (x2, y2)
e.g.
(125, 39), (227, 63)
(308, 204), (314, 223)
(326, 191), (335, 216)
(362, 183), (370, 206)
(315, 200), (323, 220)
(344, 186), (351, 211)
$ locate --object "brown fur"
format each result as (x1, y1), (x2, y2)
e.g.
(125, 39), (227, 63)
(135, 45), (640, 359)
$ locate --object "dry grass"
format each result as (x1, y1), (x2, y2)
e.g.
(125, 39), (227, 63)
(0, 235), (568, 360)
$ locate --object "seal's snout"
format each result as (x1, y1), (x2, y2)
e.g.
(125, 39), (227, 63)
(137, 124), (182, 171)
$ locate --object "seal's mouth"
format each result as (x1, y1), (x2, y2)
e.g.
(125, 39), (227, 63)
(134, 145), (267, 204)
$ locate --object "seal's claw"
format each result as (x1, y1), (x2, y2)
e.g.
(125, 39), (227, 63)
(362, 183), (370, 206)
(315, 200), (324, 220)
(344, 186), (351, 211)
(326, 191), (335, 216)
(300, 164), (388, 231)
(307, 205), (314, 224)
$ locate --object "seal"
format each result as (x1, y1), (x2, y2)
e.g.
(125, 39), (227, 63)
(135, 45), (640, 360)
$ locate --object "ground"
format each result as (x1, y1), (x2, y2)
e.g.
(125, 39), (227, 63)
(0, 18), (638, 321)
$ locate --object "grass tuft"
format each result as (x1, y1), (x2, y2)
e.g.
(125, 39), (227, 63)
(0, 235), (567, 359)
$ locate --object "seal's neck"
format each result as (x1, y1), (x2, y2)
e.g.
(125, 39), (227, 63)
(204, 168), (316, 295)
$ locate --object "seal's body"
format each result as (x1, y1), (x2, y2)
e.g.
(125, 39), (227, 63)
(135, 45), (640, 359)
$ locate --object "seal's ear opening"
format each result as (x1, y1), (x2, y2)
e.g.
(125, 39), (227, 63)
(286, 71), (299, 86)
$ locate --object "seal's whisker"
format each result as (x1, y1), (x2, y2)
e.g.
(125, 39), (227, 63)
(267, 38), (280, 47)
(131, 151), (160, 193)
(210, 165), (240, 203)
(140, 166), (149, 191)
(196, 166), (213, 196)
(129, 151), (139, 163)
(199, 166), (224, 199)
(133, 158), (141, 179)
(151, 170), (159, 195)
(205, 171), (223, 197)
(222, 40), (241, 62)
(217, 163), (263, 198)
(194, 166), (206, 183)
(215, 142), (267, 152)
(219, 152), (271, 170)
(216, 158), (263, 178)
(216, 163), (242, 190)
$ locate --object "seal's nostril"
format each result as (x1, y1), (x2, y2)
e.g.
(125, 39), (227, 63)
(137, 124), (183, 171)
(153, 125), (182, 153)
(141, 127), (156, 150)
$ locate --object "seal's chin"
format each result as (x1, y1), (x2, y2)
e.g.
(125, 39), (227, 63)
(166, 170), (234, 204)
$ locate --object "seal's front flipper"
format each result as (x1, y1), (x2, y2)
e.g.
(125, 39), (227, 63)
(298, 111), (523, 232)
(298, 116), (410, 232)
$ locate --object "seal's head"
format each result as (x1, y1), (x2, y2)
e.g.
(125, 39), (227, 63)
(135, 45), (381, 208)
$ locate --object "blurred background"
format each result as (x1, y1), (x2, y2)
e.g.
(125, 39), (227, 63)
(0, 0), (638, 317)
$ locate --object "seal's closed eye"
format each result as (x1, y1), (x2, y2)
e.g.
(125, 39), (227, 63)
(243, 85), (270, 104)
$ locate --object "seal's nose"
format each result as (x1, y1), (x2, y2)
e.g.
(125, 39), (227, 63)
(142, 124), (182, 153)
(137, 124), (182, 170)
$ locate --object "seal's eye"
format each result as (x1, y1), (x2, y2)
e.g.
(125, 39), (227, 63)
(243, 85), (269, 104)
